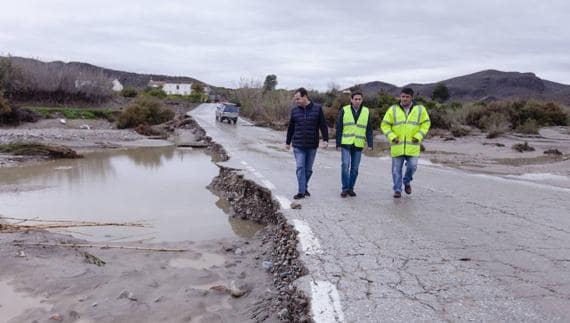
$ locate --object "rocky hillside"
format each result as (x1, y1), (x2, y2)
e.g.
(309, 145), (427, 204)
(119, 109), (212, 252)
(354, 70), (570, 105)
(3, 56), (206, 88)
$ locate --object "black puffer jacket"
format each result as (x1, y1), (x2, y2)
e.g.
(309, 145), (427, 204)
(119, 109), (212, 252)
(286, 102), (329, 149)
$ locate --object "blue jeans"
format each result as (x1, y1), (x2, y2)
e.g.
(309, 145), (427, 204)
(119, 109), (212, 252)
(391, 156), (418, 193)
(341, 147), (362, 192)
(293, 147), (317, 194)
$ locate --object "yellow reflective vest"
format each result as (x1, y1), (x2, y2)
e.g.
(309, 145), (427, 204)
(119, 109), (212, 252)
(381, 104), (430, 157)
(341, 105), (369, 148)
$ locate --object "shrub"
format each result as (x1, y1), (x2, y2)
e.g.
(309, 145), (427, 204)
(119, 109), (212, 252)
(431, 83), (450, 103)
(428, 106), (451, 129)
(188, 92), (204, 103)
(0, 94), (38, 124)
(517, 118), (539, 134)
(516, 101), (567, 128)
(450, 125), (471, 137)
(146, 88), (167, 99)
(512, 141), (535, 152)
(0, 93), (9, 115)
(121, 87), (138, 98)
(116, 96), (174, 129)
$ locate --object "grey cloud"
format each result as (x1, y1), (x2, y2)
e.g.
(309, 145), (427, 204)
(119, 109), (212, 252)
(1, 0), (569, 90)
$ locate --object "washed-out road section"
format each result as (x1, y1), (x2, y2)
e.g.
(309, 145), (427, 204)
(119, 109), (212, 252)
(191, 103), (570, 322)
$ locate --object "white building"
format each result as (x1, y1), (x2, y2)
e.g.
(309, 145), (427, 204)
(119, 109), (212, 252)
(163, 83), (193, 95)
(112, 79), (123, 92)
(148, 80), (193, 95)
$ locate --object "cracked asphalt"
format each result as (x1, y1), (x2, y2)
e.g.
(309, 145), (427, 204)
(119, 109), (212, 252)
(191, 104), (570, 322)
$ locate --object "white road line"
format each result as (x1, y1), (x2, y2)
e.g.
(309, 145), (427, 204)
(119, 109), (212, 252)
(275, 195), (291, 210)
(246, 166), (256, 172)
(240, 161), (248, 166)
(291, 219), (322, 255)
(261, 179), (276, 190)
(310, 280), (345, 323)
(253, 171), (264, 178)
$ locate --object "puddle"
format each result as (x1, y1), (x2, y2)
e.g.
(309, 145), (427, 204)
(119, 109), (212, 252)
(0, 146), (263, 242)
(0, 280), (51, 321)
(169, 253), (226, 269)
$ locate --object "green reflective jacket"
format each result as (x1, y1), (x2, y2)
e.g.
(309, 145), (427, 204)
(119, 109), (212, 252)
(381, 104), (430, 157)
(341, 105), (369, 148)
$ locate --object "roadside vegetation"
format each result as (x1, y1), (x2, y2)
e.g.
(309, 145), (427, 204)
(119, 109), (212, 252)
(28, 107), (117, 121)
(231, 75), (569, 137)
(116, 96), (174, 129)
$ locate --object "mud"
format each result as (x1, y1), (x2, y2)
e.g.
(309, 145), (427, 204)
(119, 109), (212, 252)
(0, 113), (310, 322)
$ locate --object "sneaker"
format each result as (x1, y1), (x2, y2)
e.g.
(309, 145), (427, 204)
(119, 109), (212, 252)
(347, 190), (356, 197)
(305, 190), (311, 197)
(340, 191), (348, 198)
(404, 184), (412, 195)
(293, 193), (305, 200)
(393, 191), (402, 198)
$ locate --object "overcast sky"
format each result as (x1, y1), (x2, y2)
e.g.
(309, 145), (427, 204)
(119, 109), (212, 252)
(1, 0), (569, 90)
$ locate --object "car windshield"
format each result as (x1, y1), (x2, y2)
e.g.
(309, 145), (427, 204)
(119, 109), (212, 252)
(223, 105), (239, 112)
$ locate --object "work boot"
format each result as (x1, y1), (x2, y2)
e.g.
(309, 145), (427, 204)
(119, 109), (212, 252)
(293, 193), (305, 200)
(347, 190), (356, 197)
(340, 191), (348, 198)
(404, 184), (412, 195)
(393, 191), (402, 198)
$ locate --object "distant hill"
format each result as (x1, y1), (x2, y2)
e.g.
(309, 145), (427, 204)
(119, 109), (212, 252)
(3, 56), (207, 88)
(353, 70), (570, 105)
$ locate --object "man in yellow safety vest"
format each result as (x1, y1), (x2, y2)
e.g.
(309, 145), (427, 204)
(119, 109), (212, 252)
(336, 90), (373, 198)
(381, 88), (431, 198)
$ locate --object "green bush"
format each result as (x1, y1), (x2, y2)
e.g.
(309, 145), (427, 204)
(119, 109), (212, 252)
(28, 107), (113, 120)
(146, 88), (167, 99)
(116, 96), (174, 129)
(121, 87), (138, 98)
(188, 92), (204, 103)
(465, 100), (568, 132)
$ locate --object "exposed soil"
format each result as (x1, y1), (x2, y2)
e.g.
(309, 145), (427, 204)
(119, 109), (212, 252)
(0, 114), (309, 322)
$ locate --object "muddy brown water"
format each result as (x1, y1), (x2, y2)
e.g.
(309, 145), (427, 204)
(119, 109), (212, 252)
(0, 146), (262, 242)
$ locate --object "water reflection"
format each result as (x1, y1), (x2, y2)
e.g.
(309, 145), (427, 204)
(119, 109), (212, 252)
(0, 147), (262, 241)
(208, 185), (264, 238)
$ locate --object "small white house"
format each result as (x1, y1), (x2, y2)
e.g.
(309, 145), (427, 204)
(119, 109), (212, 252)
(112, 79), (123, 92)
(163, 83), (193, 95)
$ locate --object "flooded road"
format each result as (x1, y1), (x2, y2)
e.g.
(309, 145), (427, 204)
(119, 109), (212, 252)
(0, 146), (262, 242)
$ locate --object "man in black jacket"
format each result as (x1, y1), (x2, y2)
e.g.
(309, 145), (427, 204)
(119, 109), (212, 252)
(286, 87), (329, 199)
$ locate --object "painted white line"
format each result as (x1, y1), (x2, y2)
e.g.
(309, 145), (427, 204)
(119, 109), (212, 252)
(246, 166), (256, 172)
(291, 219), (322, 255)
(240, 160), (248, 166)
(261, 179), (276, 190)
(310, 280), (345, 323)
(275, 195), (291, 210)
(253, 171), (264, 178)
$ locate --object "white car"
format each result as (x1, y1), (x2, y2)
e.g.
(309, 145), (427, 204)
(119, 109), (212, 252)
(215, 103), (240, 124)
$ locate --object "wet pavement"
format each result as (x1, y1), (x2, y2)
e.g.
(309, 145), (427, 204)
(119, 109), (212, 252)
(0, 146), (262, 242)
(191, 103), (570, 322)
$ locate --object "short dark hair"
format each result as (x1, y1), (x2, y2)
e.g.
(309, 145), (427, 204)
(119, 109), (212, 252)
(295, 87), (309, 98)
(401, 87), (414, 96)
(351, 90), (363, 98)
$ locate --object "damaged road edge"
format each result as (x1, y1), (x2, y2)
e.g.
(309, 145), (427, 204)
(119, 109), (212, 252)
(185, 115), (312, 322)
